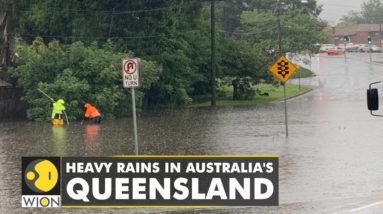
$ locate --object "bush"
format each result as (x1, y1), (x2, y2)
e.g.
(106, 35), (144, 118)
(9, 38), (161, 121)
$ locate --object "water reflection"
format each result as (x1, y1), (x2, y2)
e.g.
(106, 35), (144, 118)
(85, 124), (101, 156)
(1, 54), (383, 212)
(52, 126), (66, 156)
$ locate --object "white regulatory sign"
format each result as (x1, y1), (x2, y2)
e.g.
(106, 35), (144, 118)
(122, 58), (140, 88)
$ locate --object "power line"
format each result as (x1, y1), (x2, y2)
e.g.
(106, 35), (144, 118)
(114, 6), (181, 15)
(321, 3), (364, 9)
(17, 29), (203, 40)
(11, 4), (184, 15)
(219, 30), (258, 36)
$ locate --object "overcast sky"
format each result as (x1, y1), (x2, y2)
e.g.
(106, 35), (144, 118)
(317, 0), (367, 25)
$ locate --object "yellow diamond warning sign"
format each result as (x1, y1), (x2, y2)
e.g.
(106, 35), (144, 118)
(268, 56), (298, 83)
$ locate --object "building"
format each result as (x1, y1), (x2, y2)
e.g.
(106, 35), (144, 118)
(332, 24), (383, 46)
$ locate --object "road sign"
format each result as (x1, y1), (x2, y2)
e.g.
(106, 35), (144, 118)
(122, 58), (140, 88)
(122, 58), (140, 154)
(268, 56), (298, 83)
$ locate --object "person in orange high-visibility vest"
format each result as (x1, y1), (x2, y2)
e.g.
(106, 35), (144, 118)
(84, 103), (102, 124)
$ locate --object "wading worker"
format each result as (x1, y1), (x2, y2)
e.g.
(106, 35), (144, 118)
(84, 103), (102, 124)
(51, 99), (66, 125)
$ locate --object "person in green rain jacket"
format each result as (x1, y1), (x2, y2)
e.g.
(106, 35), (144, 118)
(51, 99), (66, 119)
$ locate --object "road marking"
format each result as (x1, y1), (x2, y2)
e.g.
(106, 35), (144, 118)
(349, 201), (383, 212)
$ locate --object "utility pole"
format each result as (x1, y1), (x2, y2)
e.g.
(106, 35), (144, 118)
(380, 23), (382, 48)
(210, 0), (217, 106)
(108, 8), (115, 38)
(277, 0), (288, 137)
(277, 2), (282, 56)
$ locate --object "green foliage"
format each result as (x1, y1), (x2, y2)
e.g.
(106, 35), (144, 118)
(292, 67), (314, 78)
(361, 0), (383, 23)
(215, 34), (270, 99)
(219, 0), (322, 32)
(335, 20), (357, 30)
(248, 0), (322, 16)
(6, 0), (327, 108)
(341, 0), (383, 24)
(240, 11), (328, 53)
(192, 84), (311, 107)
(9, 38), (161, 120)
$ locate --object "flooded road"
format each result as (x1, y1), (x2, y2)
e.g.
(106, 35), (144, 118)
(1, 53), (383, 213)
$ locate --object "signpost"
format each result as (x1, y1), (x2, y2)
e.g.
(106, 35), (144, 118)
(268, 55), (298, 137)
(122, 58), (140, 155)
(368, 36), (372, 63)
(296, 64), (301, 90)
(342, 35), (347, 60)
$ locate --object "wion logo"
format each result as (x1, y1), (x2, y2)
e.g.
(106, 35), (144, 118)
(21, 157), (61, 208)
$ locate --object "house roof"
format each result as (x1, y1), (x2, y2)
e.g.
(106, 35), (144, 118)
(333, 24), (383, 36)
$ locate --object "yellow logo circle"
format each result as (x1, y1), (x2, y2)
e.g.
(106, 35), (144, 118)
(24, 159), (59, 193)
(40, 198), (49, 206)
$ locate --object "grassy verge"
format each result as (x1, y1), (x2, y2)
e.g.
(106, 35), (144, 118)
(191, 84), (312, 107)
(291, 66), (315, 79)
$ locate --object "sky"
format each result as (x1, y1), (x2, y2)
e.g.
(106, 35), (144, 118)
(317, 0), (367, 25)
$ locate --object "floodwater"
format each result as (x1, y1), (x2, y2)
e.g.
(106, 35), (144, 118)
(1, 53), (383, 213)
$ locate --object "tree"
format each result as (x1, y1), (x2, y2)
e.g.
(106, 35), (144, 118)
(9, 38), (161, 120)
(216, 35), (268, 100)
(7, 0), (326, 106)
(248, 0), (322, 16)
(340, 11), (364, 24)
(220, 0), (252, 32)
(13, 0), (210, 106)
(219, 0), (322, 32)
(361, 0), (383, 23)
(0, 0), (16, 66)
(340, 0), (383, 24)
(240, 10), (328, 54)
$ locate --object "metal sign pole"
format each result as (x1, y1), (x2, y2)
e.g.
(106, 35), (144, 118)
(343, 41), (347, 60)
(309, 53), (312, 73)
(369, 48), (372, 63)
(131, 88), (138, 155)
(283, 83), (288, 137)
(268, 56), (296, 138)
(123, 58), (140, 155)
(298, 68), (301, 90)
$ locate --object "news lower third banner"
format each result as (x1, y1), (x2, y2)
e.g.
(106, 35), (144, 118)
(22, 156), (279, 208)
